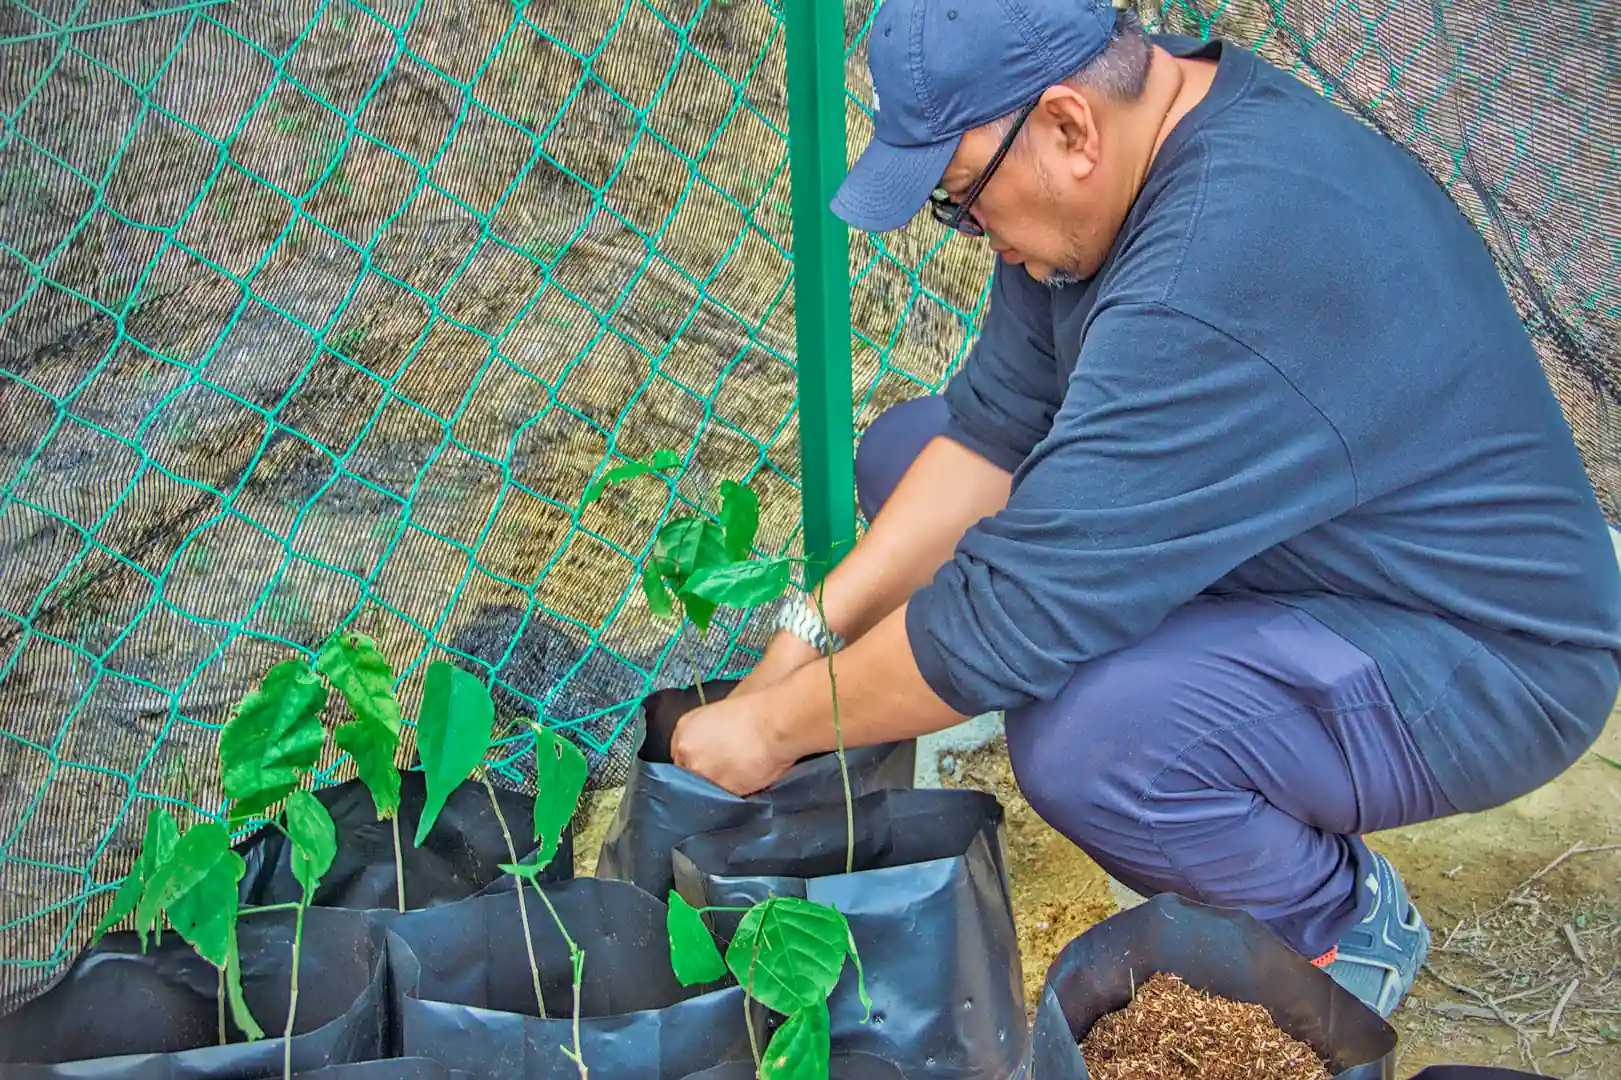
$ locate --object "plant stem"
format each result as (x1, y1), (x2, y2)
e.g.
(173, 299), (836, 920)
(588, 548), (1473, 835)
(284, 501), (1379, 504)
(239, 902), (301, 916)
(809, 578), (854, 873)
(391, 813), (405, 912)
(217, 966), (226, 1046)
(743, 933), (763, 1074)
(526, 880), (586, 1078)
(690, 624), (708, 706)
(483, 775), (546, 1019)
(283, 901), (305, 1080)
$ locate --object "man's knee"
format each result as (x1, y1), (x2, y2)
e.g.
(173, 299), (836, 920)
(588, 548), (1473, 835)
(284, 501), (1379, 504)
(854, 396), (949, 519)
(1003, 680), (1148, 847)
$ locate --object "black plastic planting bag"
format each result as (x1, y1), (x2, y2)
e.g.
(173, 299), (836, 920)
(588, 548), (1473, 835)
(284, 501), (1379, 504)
(681, 1053), (907, 1079)
(237, 771), (570, 912)
(671, 788), (1023, 1079)
(1026, 893), (1397, 1080)
(387, 877), (759, 1078)
(0, 907), (386, 1078)
(596, 680), (917, 899)
(1405, 1071), (1549, 1079)
(279, 1061), (470, 1079)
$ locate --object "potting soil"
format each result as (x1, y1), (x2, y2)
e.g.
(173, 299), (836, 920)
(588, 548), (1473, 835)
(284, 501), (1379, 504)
(1080, 971), (1330, 1080)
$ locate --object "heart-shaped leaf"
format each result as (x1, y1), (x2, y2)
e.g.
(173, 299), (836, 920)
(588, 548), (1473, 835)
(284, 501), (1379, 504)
(679, 591), (719, 635)
(580, 449), (682, 508)
(135, 822), (234, 945)
(220, 660), (328, 824)
(531, 724), (587, 871)
(166, 846), (245, 969)
(666, 890), (726, 986)
(761, 1002), (831, 1080)
(415, 661), (493, 846)
(286, 790), (337, 902)
(318, 632), (402, 820)
(718, 480), (759, 561)
(681, 559), (791, 612)
(654, 518), (728, 588)
(724, 897), (851, 1016)
(90, 807), (179, 948)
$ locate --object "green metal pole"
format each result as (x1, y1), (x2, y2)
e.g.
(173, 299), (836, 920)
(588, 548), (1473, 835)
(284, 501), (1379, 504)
(784, 0), (856, 587)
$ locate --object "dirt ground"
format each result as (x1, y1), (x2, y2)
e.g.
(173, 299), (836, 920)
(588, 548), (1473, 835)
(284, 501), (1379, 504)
(575, 701), (1621, 1078)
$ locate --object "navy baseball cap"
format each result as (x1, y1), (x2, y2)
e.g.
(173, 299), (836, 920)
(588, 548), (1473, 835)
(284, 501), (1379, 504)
(832, 0), (1121, 233)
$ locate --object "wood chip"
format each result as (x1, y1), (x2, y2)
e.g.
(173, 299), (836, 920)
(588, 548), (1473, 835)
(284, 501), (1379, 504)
(1080, 972), (1331, 1080)
(1547, 978), (1579, 1039)
(1561, 923), (1589, 965)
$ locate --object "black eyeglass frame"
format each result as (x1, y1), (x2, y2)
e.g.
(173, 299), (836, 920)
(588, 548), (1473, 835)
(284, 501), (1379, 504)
(929, 99), (1040, 237)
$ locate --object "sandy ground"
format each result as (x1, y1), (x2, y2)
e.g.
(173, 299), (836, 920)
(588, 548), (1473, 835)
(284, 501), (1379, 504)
(574, 701), (1621, 1078)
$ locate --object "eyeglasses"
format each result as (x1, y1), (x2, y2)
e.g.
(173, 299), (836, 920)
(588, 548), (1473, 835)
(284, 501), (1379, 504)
(930, 99), (1039, 237)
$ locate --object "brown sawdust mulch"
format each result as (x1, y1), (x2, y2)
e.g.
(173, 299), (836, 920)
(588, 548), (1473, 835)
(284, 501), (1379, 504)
(1080, 971), (1331, 1080)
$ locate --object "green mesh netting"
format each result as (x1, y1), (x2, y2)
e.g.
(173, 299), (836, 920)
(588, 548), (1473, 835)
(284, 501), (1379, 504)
(1, 0), (1615, 1012)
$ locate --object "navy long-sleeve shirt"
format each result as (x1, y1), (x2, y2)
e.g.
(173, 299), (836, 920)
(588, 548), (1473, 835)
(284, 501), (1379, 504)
(905, 36), (1621, 811)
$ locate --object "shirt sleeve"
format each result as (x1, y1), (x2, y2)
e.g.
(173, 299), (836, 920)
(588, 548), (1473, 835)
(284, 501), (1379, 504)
(939, 262), (1064, 472)
(906, 301), (1360, 715)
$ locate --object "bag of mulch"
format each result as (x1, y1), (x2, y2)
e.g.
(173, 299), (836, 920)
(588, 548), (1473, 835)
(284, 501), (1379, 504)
(680, 1053), (907, 1079)
(386, 877), (760, 1078)
(670, 788), (1023, 1079)
(0, 907), (387, 1079)
(596, 680), (917, 900)
(236, 771), (570, 913)
(1025, 892), (1396, 1079)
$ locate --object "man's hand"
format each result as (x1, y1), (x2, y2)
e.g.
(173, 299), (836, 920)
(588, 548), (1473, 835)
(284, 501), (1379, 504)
(671, 690), (797, 796)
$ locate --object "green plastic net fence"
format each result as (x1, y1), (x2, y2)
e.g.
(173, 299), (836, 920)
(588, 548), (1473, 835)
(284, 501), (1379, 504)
(0, 0), (1614, 1011)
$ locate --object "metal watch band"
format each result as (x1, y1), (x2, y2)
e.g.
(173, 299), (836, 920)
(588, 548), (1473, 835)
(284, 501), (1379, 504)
(773, 593), (845, 653)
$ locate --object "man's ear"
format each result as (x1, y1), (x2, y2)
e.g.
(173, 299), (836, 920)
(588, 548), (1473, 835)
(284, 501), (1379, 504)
(1036, 85), (1099, 182)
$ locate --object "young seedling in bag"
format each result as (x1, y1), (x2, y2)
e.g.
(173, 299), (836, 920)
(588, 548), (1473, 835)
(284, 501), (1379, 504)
(667, 891), (869, 1080)
(581, 452), (788, 705)
(218, 656), (342, 1077)
(499, 721), (591, 1078)
(315, 632), (405, 910)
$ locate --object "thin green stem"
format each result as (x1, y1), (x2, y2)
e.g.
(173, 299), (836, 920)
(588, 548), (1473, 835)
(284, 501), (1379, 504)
(690, 622), (709, 706)
(283, 901), (306, 1080)
(484, 775), (546, 1019)
(809, 577), (854, 874)
(391, 814), (405, 912)
(239, 902), (300, 917)
(525, 880), (586, 1078)
(217, 966), (226, 1046)
(743, 932), (763, 1073)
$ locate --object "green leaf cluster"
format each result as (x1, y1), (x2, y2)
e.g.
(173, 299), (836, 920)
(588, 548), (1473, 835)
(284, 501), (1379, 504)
(664, 893), (868, 1080)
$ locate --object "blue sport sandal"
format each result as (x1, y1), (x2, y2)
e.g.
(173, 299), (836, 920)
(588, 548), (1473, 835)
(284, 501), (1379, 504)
(1315, 851), (1430, 1018)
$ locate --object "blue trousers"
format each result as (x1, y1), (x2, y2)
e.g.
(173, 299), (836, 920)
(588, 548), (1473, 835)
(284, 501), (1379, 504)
(857, 396), (1458, 956)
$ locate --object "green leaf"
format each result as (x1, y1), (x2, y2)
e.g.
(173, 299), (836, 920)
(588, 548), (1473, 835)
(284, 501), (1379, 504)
(580, 449), (682, 508)
(641, 563), (674, 618)
(318, 631), (403, 820)
(666, 890), (726, 986)
(653, 518), (728, 588)
(846, 920), (872, 1022)
(724, 897), (851, 1016)
(135, 822), (234, 944)
(224, 932), (264, 1040)
(717, 480), (758, 561)
(333, 715), (401, 821)
(680, 591), (719, 636)
(1593, 751), (1621, 771)
(414, 661), (493, 847)
(167, 847), (245, 970)
(90, 807), (179, 947)
(531, 724), (588, 870)
(220, 659), (328, 823)
(681, 559), (791, 612)
(761, 1002), (831, 1080)
(286, 790), (337, 902)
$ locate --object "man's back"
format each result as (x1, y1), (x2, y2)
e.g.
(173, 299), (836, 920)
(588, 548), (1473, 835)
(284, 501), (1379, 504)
(926, 35), (1621, 810)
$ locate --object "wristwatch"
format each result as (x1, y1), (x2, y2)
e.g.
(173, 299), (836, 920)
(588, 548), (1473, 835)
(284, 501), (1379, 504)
(771, 592), (846, 654)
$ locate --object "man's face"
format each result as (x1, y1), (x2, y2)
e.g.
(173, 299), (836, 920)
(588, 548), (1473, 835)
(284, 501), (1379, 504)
(936, 89), (1124, 288)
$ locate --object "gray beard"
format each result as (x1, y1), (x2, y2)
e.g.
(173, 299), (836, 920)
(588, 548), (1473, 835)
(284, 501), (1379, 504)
(1043, 270), (1083, 289)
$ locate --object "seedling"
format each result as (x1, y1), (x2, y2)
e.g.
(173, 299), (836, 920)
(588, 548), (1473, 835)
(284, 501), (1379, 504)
(667, 891), (868, 1080)
(315, 632), (406, 910)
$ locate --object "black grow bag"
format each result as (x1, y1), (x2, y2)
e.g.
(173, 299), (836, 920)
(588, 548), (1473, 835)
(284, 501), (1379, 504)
(671, 788), (1022, 1079)
(386, 877), (760, 1078)
(278, 1061), (469, 1079)
(681, 1053), (907, 1079)
(596, 680), (916, 900)
(0, 907), (386, 1078)
(1026, 893), (1397, 1079)
(237, 771), (571, 913)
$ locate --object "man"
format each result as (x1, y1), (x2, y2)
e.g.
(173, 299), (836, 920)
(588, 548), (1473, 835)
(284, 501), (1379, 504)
(670, 0), (1621, 1017)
